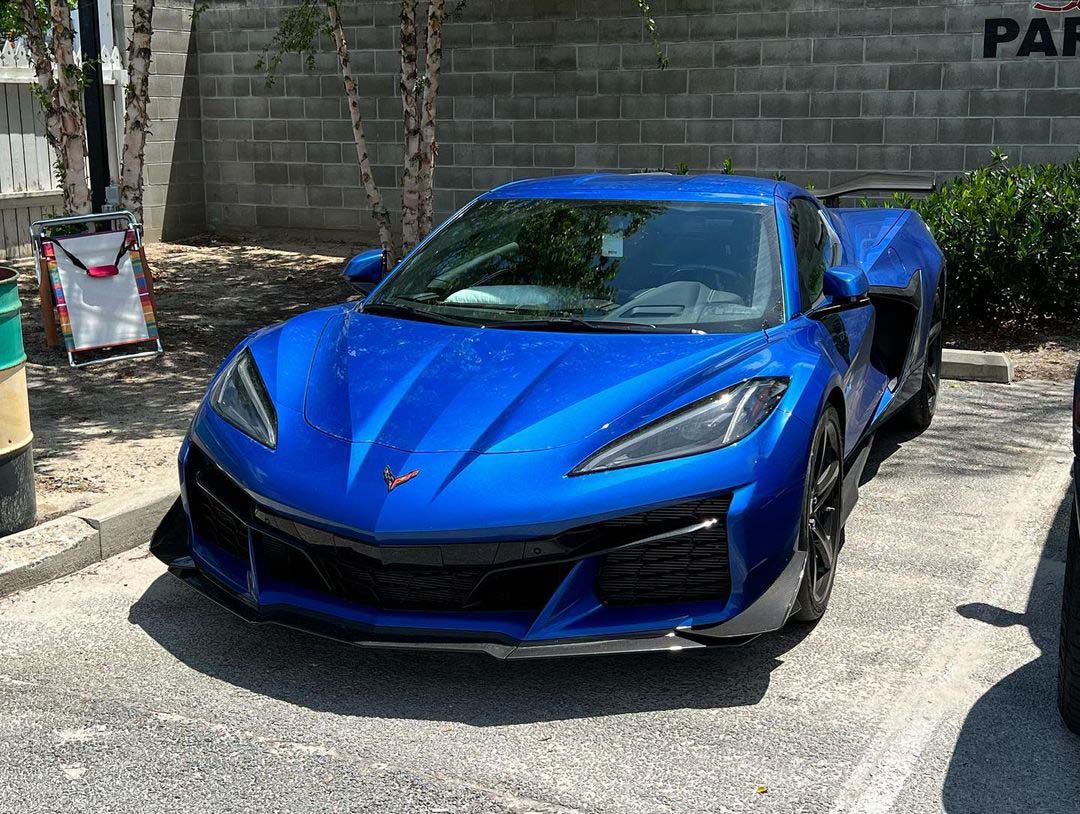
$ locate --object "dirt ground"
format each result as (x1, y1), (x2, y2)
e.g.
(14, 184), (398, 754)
(20, 236), (355, 521)
(947, 323), (1080, 382)
(17, 235), (1079, 523)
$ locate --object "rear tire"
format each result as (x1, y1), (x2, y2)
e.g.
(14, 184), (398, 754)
(793, 405), (843, 623)
(899, 328), (941, 432)
(900, 282), (944, 432)
(1058, 502), (1080, 734)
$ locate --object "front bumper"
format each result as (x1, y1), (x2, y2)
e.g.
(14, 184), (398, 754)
(151, 485), (808, 658)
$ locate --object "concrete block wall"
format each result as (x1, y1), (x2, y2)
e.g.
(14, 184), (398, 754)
(128, 0), (205, 240)
(188, 0), (1080, 241)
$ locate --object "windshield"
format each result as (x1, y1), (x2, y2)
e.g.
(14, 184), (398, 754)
(369, 198), (784, 333)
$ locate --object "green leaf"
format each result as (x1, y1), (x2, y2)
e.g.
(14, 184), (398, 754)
(911, 150), (1080, 326)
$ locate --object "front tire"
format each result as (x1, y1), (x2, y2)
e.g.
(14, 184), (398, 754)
(1058, 501), (1080, 734)
(793, 405), (844, 623)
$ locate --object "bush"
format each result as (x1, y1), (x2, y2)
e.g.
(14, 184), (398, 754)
(894, 151), (1080, 328)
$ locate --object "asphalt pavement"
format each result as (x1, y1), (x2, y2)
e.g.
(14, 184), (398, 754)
(1, 379), (1077, 813)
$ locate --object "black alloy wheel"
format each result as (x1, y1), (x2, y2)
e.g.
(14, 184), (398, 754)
(924, 331), (942, 414)
(901, 326), (942, 431)
(794, 405), (843, 623)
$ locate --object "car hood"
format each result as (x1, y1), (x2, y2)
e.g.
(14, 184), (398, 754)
(303, 308), (768, 453)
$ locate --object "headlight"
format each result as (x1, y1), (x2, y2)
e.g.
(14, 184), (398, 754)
(571, 377), (788, 475)
(209, 348), (277, 448)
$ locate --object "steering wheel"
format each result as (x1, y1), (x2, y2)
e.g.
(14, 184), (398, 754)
(665, 265), (747, 301)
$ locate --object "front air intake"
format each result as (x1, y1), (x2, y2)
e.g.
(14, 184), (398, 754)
(594, 495), (732, 606)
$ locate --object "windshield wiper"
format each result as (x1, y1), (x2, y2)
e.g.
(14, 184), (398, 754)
(484, 316), (698, 334)
(363, 303), (700, 334)
(360, 301), (475, 327)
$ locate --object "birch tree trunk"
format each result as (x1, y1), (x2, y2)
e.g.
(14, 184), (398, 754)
(398, 0), (421, 254)
(417, 0), (443, 241)
(119, 0), (155, 216)
(18, 0), (62, 153)
(325, 0), (397, 262)
(48, 0), (91, 215)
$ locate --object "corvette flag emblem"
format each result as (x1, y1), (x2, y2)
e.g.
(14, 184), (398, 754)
(383, 465), (420, 493)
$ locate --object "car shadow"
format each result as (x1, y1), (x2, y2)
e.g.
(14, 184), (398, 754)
(943, 494), (1080, 812)
(860, 423), (925, 486)
(128, 573), (814, 725)
(861, 380), (1066, 488)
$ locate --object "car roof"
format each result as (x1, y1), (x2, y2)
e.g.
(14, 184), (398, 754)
(480, 173), (791, 204)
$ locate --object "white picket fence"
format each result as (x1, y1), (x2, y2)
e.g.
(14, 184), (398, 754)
(0, 81), (63, 259)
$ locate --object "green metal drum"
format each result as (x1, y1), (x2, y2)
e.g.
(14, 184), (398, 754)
(0, 267), (25, 369)
(0, 266), (35, 535)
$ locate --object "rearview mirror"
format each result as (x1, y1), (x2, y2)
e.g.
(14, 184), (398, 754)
(822, 264), (869, 301)
(343, 249), (386, 294)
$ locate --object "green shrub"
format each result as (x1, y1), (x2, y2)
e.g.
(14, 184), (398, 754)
(895, 152), (1080, 328)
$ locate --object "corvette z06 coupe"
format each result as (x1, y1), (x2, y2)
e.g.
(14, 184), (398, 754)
(152, 172), (945, 658)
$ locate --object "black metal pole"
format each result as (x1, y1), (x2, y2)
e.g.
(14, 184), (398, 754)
(78, 0), (110, 214)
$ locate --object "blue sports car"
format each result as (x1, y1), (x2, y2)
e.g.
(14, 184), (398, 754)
(152, 172), (945, 658)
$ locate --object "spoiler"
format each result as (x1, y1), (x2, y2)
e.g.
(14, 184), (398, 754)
(819, 173), (936, 207)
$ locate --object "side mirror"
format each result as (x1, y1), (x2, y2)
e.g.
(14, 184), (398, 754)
(822, 264), (869, 301)
(343, 249), (386, 294)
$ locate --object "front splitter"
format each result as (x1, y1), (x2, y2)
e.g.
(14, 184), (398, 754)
(162, 546), (805, 659)
(153, 491), (808, 659)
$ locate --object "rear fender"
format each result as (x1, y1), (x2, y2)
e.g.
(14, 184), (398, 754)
(841, 210), (944, 423)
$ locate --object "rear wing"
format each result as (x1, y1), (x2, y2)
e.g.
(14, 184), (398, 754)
(819, 173), (935, 208)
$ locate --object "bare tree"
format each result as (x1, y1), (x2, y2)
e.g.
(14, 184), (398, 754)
(47, 0), (92, 214)
(10, 0), (156, 216)
(325, 0), (396, 259)
(259, 0), (667, 260)
(18, 2), (61, 152)
(119, 0), (155, 215)
(398, 0), (421, 253)
(14, 0), (92, 214)
(416, 0), (443, 240)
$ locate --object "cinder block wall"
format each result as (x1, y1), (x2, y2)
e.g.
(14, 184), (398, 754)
(125, 0), (206, 240)
(191, 0), (1080, 241)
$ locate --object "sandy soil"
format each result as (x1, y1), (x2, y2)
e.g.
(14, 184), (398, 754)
(16, 234), (1078, 524)
(20, 236), (355, 522)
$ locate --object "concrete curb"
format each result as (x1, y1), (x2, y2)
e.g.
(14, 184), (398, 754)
(941, 349), (1013, 384)
(0, 485), (178, 598)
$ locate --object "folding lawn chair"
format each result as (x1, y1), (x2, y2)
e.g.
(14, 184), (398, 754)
(32, 211), (163, 367)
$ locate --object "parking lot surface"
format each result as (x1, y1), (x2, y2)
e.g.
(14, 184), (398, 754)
(1, 379), (1077, 813)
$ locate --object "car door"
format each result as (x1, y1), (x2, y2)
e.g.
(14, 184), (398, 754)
(788, 197), (884, 452)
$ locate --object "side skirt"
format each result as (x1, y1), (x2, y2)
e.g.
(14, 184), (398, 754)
(840, 437), (873, 529)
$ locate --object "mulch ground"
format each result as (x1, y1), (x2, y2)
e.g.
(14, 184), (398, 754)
(947, 322), (1080, 383)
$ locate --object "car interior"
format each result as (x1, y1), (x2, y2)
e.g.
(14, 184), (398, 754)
(398, 201), (786, 331)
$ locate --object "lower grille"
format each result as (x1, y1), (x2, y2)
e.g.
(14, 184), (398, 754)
(595, 496), (732, 606)
(190, 477), (249, 560)
(329, 551), (485, 610)
(258, 535), (334, 595)
(186, 444), (731, 613)
(311, 549), (572, 612)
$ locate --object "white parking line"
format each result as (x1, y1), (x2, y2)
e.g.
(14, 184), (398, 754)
(829, 451), (1072, 813)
